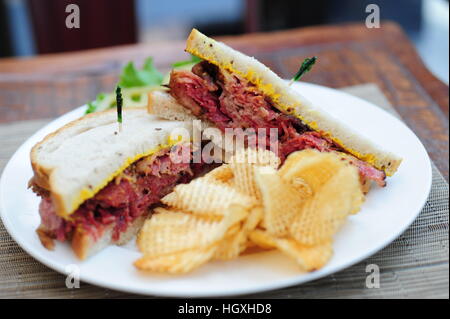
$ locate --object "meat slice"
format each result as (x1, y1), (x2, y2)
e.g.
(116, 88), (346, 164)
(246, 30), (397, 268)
(170, 70), (229, 127)
(38, 197), (72, 242)
(192, 61), (219, 90)
(218, 70), (279, 129)
(94, 179), (136, 208)
(280, 131), (337, 157)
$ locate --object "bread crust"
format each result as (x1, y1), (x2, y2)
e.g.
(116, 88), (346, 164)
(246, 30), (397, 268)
(71, 227), (91, 260)
(36, 227), (56, 250)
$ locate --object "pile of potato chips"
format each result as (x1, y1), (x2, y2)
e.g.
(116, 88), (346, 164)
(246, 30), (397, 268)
(135, 148), (365, 274)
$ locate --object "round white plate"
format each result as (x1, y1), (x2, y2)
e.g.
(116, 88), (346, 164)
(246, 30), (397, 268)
(0, 82), (431, 297)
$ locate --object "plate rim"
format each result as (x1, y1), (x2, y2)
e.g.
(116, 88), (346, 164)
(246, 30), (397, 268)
(0, 82), (432, 297)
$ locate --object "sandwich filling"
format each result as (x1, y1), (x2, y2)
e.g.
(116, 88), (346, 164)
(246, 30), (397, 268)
(32, 144), (210, 247)
(169, 61), (386, 187)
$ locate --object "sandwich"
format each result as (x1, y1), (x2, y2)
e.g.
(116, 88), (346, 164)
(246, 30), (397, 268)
(29, 107), (211, 259)
(148, 29), (402, 190)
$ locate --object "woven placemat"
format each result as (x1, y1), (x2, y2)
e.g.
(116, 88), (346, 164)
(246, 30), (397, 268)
(0, 84), (448, 298)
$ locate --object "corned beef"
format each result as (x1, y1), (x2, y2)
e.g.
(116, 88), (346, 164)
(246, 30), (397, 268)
(169, 61), (386, 186)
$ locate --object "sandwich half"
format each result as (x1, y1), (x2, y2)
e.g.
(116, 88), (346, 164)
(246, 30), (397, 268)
(148, 29), (402, 189)
(30, 107), (210, 259)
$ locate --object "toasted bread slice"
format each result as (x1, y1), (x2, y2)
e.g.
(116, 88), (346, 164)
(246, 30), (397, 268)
(183, 29), (402, 176)
(31, 107), (193, 218)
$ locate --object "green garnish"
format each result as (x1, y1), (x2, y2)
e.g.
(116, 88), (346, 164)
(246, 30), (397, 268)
(85, 57), (163, 114)
(172, 54), (202, 68)
(85, 93), (107, 114)
(291, 56), (317, 82)
(116, 86), (123, 128)
(118, 57), (163, 88)
(130, 94), (141, 102)
(86, 102), (96, 114)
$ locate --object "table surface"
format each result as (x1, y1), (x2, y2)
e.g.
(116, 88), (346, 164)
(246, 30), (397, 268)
(0, 22), (448, 181)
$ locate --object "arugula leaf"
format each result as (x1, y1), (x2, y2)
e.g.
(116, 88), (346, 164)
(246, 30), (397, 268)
(131, 94), (141, 102)
(86, 102), (96, 114)
(118, 57), (163, 88)
(85, 56), (165, 114)
(96, 92), (106, 101)
(172, 54), (202, 68)
(85, 92), (107, 114)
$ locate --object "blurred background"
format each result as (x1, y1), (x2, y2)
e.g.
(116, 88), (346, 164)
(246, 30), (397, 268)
(0, 0), (448, 83)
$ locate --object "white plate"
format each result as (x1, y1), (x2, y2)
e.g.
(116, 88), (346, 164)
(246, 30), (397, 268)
(0, 82), (432, 297)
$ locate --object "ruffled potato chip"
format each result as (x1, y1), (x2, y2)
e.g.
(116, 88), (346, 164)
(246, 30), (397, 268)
(161, 179), (256, 216)
(254, 166), (309, 236)
(248, 229), (333, 271)
(202, 164), (234, 185)
(134, 244), (217, 274)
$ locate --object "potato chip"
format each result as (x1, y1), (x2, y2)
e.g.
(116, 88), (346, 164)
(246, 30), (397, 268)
(213, 230), (245, 260)
(160, 191), (178, 206)
(223, 204), (252, 228)
(243, 206), (263, 232)
(259, 218), (267, 230)
(213, 206), (263, 260)
(202, 164), (234, 185)
(282, 149), (364, 212)
(241, 244), (269, 255)
(161, 179), (256, 216)
(287, 154), (364, 245)
(281, 150), (366, 210)
(284, 239), (333, 271)
(290, 177), (313, 196)
(224, 222), (241, 237)
(134, 244), (217, 274)
(254, 166), (309, 236)
(272, 237), (333, 271)
(225, 148), (280, 200)
(248, 229), (332, 271)
(137, 209), (225, 257)
(229, 162), (261, 200)
(277, 149), (316, 179)
(280, 149), (343, 191)
(248, 229), (276, 249)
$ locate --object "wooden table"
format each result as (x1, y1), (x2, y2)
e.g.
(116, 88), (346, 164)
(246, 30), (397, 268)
(0, 22), (448, 180)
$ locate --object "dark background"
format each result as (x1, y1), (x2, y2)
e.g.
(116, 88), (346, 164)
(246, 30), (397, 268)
(0, 0), (448, 82)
